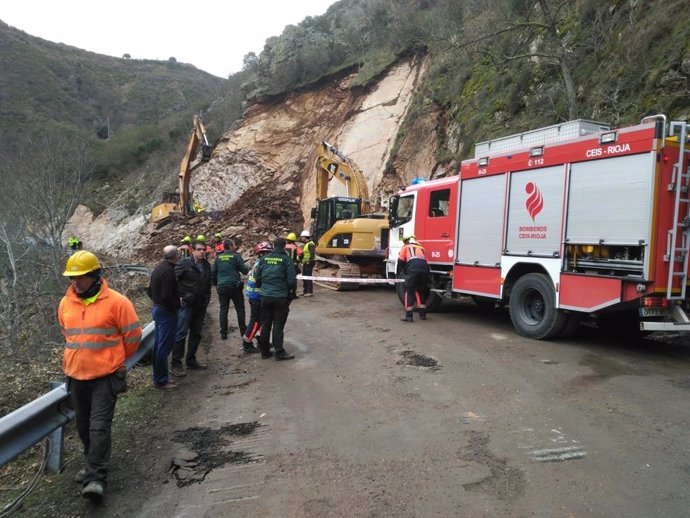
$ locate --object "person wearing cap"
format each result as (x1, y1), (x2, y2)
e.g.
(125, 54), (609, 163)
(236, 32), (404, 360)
(173, 239), (212, 373)
(254, 237), (296, 360)
(212, 239), (249, 341)
(241, 241), (273, 354)
(284, 232), (302, 271)
(197, 233), (214, 260)
(398, 235), (430, 322)
(147, 245), (181, 390)
(299, 230), (316, 297)
(58, 251), (142, 501)
(213, 233), (226, 255)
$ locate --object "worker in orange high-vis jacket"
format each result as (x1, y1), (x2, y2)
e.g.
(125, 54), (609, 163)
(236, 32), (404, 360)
(398, 235), (430, 322)
(58, 251), (142, 502)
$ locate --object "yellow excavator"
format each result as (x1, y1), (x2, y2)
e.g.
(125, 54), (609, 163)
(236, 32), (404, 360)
(151, 115), (212, 225)
(310, 141), (389, 288)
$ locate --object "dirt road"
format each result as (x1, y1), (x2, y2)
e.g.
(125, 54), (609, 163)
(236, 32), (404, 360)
(92, 287), (690, 517)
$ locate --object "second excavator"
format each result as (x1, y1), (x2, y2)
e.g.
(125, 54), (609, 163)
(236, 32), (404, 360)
(310, 141), (389, 288)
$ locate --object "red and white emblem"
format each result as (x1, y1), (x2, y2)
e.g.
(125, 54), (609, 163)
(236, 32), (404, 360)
(525, 182), (543, 221)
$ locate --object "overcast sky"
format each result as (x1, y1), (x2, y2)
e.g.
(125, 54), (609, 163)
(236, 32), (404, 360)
(1, 0), (336, 78)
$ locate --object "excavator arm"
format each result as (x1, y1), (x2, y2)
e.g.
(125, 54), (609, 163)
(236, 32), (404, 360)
(178, 115), (211, 215)
(316, 141), (371, 213)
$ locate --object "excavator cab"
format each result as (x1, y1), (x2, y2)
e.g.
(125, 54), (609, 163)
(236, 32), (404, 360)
(312, 196), (362, 242)
(201, 144), (212, 162)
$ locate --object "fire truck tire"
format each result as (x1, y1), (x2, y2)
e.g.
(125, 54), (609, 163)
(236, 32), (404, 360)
(509, 273), (567, 340)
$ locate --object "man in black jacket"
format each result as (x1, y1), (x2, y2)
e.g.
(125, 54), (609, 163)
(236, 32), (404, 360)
(255, 238), (296, 361)
(172, 240), (212, 374)
(147, 245), (181, 388)
(212, 239), (249, 341)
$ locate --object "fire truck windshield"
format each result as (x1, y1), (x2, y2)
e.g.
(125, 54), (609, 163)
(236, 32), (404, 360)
(391, 195), (414, 227)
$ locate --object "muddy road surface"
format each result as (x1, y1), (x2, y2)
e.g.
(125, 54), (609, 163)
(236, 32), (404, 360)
(90, 287), (690, 517)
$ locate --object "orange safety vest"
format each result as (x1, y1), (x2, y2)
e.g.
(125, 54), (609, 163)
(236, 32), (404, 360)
(59, 278), (142, 380)
(399, 243), (427, 262)
(214, 242), (225, 254)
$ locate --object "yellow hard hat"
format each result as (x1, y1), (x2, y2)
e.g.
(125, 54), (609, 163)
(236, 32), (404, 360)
(403, 234), (416, 244)
(286, 232), (297, 242)
(63, 251), (101, 276)
(181, 236), (192, 244)
(214, 232), (223, 239)
(196, 234), (206, 242)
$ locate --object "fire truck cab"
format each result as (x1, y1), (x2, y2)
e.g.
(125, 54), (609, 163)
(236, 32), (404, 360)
(388, 115), (690, 339)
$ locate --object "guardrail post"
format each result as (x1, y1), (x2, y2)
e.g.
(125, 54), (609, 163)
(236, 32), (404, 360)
(45, 382), (65, 474)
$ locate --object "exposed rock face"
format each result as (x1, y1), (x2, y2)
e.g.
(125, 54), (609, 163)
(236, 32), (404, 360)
(66, 56), (444, 259)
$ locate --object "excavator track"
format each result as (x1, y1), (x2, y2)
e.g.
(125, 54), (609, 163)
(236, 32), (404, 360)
(313, 260), (361, 291)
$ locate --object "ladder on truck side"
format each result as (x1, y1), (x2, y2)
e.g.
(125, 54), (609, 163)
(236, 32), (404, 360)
(665, 121), (690, 301)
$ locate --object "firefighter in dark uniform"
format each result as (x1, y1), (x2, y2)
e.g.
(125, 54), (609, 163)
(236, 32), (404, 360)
(254, 237), (296, 360)
(398, 235), (430, 322)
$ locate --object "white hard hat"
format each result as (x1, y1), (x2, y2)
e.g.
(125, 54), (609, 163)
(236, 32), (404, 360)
(300, 230), (311, 238)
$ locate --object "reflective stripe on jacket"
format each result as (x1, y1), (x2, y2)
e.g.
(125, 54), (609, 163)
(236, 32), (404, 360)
(301, 240), (315, 264)
(245, 266), (261, 301)
(399, 243), (427, 262)
(59, 278), (142, 380)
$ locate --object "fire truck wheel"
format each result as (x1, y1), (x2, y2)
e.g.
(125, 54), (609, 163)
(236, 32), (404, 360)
(509, 273), (568, 340)
(557, 312), (582, 339)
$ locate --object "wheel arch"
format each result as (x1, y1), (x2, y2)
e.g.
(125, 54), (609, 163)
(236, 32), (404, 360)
(503, 262), (551, 302)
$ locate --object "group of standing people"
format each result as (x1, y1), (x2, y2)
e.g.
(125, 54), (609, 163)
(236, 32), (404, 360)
(147, 231), (317, 391)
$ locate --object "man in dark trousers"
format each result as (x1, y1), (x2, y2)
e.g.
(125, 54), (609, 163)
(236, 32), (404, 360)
(172, 240), (212, 374)
(254, 237), (296, 360)
(147, 245), (181, 389)
(398, 235), (430, 322)
(58, 251), (141, 501)
(212, 239), (249, 341)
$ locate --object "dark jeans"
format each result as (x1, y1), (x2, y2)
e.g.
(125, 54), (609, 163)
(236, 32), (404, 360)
(217, 285), (246, 336)
(259, 296), (290, 354)
(404, 272), (430, 310)
(173, 303), (208, 365)
(302, 262), (314, 294)
(152, 305), (177, 385)
(243, 299), (261, 341)
(68, 373), (125, 486)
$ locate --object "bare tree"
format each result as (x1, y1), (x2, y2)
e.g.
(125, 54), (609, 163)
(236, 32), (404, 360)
(0, 132), (93, 357)
(448, 0), (583, 120)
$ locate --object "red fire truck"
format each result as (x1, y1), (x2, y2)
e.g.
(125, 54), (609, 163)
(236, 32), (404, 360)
(387, 115), (690, 339)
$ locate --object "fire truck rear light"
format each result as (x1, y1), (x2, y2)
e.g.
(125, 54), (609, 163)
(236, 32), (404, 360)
(478, 157), (489, 167)
(600, 131), (617, 144)
(642, 297), (669, 308)
(529, 146), (544, 157)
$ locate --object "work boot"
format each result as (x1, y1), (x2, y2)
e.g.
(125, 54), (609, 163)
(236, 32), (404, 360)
(419, 308), (427, 321)
(401, 311), (413, 322)
(82, 480), (105, 502)
(186, 359), (207, 370)
(170, 364), (186, 377)
(242, 340), (260, 354)
(275, 350), (295, 361)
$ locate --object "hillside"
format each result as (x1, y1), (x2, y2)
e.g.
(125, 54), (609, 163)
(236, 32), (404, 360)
(0, 20), (226, 146)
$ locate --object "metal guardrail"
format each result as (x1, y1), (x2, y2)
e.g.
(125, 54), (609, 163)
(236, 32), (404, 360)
(0, 321), (155, 470)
